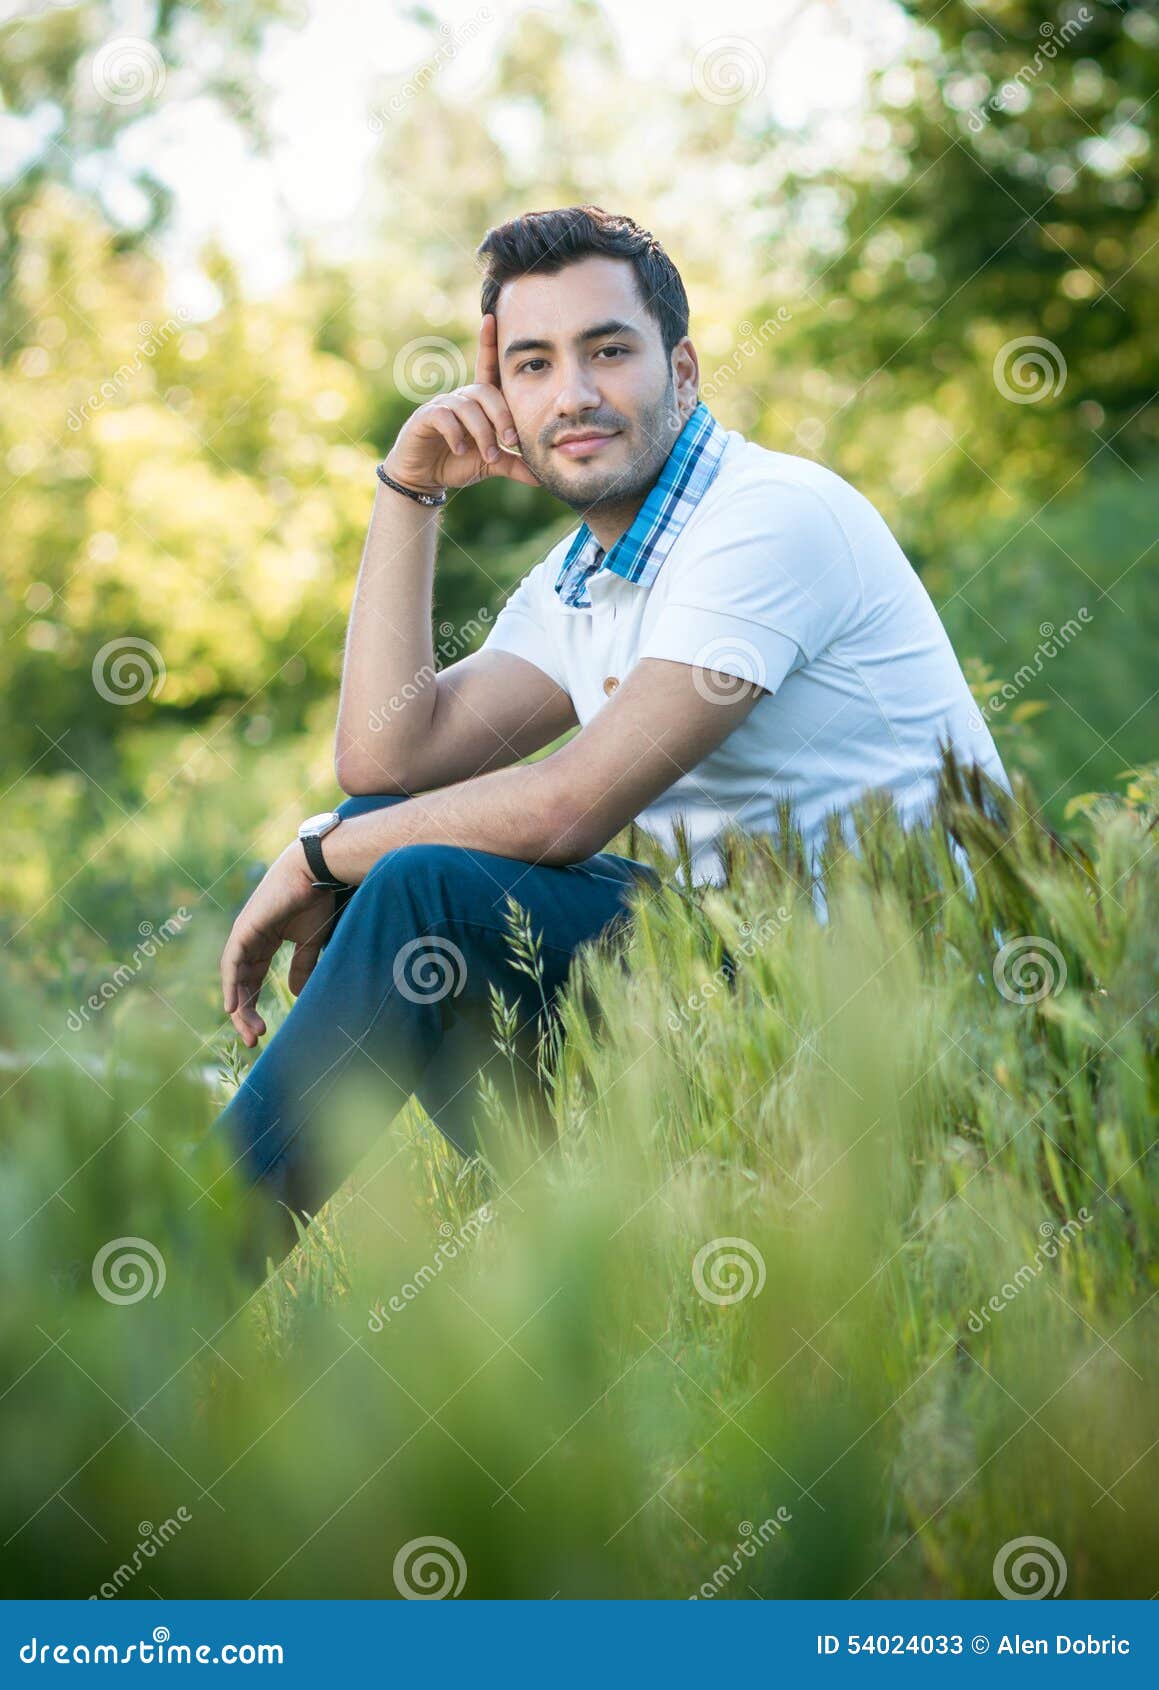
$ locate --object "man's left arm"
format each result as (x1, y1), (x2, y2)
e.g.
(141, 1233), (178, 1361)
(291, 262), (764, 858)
(221, 658), (766, 1044)
(324, 656), (765, 878)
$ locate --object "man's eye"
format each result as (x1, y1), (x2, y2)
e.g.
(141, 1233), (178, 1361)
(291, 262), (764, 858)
(515, 347), (627, 374)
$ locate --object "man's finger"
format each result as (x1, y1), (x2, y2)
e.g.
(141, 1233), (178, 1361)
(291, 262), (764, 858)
(491, 448), (542, 489)
(230, 965), (268, 1046)
(474, 311), (502, 388)
(288, 939), (323, 997)
(222, 928), (275, 1044)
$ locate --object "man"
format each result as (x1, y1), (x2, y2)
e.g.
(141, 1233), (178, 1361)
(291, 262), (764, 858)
(210, 204), (1007, 1258)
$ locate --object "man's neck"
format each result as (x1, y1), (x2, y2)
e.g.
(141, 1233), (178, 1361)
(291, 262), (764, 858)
(582, 491), (650, 552)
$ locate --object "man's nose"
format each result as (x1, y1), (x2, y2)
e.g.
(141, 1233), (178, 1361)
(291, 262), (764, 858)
(550, 359), (603, 418)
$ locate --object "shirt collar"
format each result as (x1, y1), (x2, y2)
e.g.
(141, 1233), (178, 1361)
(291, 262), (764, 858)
(553, 400), (728, 608)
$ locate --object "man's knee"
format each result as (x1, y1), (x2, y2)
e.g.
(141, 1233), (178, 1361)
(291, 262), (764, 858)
(358, 841), (482, 915)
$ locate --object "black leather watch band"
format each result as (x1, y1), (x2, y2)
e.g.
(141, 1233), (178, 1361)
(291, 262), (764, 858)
(300, 831), (349, 891)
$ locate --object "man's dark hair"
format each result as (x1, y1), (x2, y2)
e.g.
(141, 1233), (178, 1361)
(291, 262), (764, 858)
(476, 205), (690, 357)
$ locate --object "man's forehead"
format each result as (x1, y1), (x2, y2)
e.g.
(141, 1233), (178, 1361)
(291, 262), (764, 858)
(495, 257), (647, 342)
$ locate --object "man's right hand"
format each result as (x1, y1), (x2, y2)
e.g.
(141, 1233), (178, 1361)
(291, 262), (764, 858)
(382, 313), (542, 495)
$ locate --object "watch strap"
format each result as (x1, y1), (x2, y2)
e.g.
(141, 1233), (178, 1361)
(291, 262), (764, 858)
(300, 830), (349, 890)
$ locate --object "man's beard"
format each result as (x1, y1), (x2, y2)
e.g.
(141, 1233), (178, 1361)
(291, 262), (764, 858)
(527, 380), (683, 516)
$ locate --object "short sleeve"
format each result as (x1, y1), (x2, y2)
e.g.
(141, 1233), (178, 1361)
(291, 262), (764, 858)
(479, 558), (569, 692)
(637, 478), (859, 695)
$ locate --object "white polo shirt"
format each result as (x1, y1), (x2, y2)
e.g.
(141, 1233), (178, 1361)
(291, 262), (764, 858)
(482, 426), (1010, 885)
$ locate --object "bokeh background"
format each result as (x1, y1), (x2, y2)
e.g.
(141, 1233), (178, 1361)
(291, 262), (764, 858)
(1, 0), (1156, 1602)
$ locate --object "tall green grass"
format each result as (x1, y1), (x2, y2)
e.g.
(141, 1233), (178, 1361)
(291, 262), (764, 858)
(1, 750), (1155, 1598)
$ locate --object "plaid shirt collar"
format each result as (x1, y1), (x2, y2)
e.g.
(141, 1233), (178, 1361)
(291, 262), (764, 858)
(553, 400), (728, 608)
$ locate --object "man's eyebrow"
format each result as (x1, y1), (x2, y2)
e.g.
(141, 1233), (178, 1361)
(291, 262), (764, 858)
(501, 319), (643, 360)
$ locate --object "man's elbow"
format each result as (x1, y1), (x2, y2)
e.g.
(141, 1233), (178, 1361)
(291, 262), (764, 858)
(333, 748), (411, 798)
(533, 787), (609, 866)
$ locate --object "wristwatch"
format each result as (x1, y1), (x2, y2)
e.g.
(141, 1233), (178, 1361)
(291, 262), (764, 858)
(298, 810), (351, 890)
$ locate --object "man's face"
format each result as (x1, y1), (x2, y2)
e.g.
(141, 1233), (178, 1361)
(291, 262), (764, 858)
(494, 255), (697, 512)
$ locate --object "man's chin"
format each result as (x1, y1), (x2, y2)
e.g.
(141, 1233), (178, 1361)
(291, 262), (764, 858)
(532, 456), (644, 512)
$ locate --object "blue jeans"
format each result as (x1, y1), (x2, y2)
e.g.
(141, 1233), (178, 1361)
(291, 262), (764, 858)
(207, 794), (659, 1231)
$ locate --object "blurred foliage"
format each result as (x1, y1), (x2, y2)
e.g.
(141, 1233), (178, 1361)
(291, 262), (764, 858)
(775, 0), (1159, 558)
(0, 0), (299, 316)
(940, 463), (1158, 810)
(0, 752), (1156, 1597)
(1, 0), (1154, 809)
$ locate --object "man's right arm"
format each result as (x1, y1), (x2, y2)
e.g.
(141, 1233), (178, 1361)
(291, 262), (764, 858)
(333, 312), (577, 796)
(333, 486), (576, 794)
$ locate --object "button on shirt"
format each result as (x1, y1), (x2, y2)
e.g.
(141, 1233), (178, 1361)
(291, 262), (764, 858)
(481, 401), (1010, 885)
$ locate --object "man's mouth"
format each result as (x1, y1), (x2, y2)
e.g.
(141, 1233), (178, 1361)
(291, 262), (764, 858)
(551, 430), (621, 458)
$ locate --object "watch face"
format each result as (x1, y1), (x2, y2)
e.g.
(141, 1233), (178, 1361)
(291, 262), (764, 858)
(300, 810), (340, 838)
